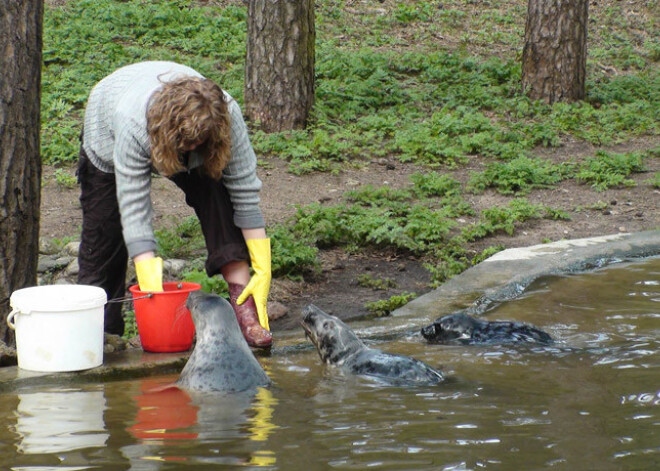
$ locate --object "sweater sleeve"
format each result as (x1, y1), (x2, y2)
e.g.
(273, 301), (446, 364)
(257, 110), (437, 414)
(222, 100), (265, 229)
(113, 121), (158, 258)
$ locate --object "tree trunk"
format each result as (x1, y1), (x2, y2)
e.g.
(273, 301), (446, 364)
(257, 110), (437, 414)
(0, 0), (43, 345)
(522, 0), (588, 104)
(245, 0), (315, 132)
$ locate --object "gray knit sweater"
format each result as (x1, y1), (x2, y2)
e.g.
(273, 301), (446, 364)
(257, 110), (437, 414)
(82, 61), (264, 258)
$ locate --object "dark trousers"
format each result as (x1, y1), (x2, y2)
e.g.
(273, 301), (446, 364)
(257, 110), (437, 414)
(77, 146), (249, 335)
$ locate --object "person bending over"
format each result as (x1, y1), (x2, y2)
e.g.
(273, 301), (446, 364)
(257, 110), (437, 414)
(77, 61), (272, 348)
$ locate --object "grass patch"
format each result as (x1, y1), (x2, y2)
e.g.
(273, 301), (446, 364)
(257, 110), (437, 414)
(468, 156), (571, 195)
(182, 269), (229, 297)
(357, 274), (397, 290)
(365, 292), (416, 318)
(155, 216), (205, 259)
(42, 1), (659, 171)
(122, 310), (139, 340)
(575, 150), (648, 191)
(153, 215), (320, 280)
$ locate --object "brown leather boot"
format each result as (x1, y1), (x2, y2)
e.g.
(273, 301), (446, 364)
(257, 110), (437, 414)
(228, 283), (273, 348)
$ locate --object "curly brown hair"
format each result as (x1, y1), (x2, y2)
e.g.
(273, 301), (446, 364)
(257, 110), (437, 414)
(146, 76), (231, 180)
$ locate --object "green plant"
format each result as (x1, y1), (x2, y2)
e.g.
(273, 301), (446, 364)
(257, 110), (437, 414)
(290, 201), (458, 254)
(122, 310), (139, 339)
(575, 150), (647, 191)
(182, 269), (229, 296)
(585, 200), (609, 211)
(471, 245), (504, 264)
(270, 225), (320, 279)
(425, 257), (469, 285)
(544, 207), (572, 221)
(647, 172), (660, 189)
(462, 198), (545, 240)
(365, 292), (416, 317)
(42, 0), (659, 175)
(356, 274), (397, 290)
(468, 156), (572, 195)
(53, 169), (77, 189)
(410, 172), (461, 198)
(155, 216), (205, 258)
(394, 3), (435, 24)
(345, 185), (414, 206)
(50, 236), (77, 250)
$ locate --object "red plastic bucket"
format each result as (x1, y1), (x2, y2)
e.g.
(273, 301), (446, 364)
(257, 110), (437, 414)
(129, 282), (201, 353)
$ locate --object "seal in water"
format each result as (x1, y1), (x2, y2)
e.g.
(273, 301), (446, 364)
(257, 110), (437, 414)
(301, 304), (444, 386)
(421, 312), (553, 345)
(177, 291), (271, 392)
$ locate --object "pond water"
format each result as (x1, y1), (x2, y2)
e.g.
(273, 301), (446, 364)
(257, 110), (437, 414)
(1, 257), (658, 470)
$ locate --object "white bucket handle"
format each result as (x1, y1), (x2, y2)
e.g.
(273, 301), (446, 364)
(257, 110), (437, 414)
(7, 309), (19, 330)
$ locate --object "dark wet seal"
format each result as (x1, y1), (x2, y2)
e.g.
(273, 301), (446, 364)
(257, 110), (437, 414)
(177, 291), (271, 392)
(421, 311), (554, 345)
(301, 304), (444, 386)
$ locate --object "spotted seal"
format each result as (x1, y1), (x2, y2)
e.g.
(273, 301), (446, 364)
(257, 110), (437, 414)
(421, 312), (553, 345)
(301, 304), (444, 386)
(177, 291), (271, 392)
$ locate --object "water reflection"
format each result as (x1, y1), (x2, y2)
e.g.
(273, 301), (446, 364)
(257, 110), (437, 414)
(122, 376), (279, 468)
(127, 378), (198, 442)
(13, 388), (108, 455)
(2, 257), (658, 470)
(12, 467), (94, 471)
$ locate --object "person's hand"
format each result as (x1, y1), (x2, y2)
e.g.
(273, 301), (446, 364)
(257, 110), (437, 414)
(237, 238), (272, 331)
(135, 255), (164, 292)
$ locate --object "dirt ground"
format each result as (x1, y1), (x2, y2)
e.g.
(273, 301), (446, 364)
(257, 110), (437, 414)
(40, 135), (660, 330)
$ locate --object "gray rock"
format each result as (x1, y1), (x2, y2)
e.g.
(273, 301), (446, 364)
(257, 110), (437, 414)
(164, 259), (188, 278)
(0, 341), (17, 367)
(64, 258), (79, 277)
(38, 256), (67, 273)
(268, 301), (289, 321)
(63, 241), (80, 257)
(103, 333), (130, 353)
(52, 275), (75, 285)
(39, 237), (60, 255)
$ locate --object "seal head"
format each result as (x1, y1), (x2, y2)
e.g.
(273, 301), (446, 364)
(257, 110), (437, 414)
(302, 304), (444, 386)
(301, 304), (365, 366)
(421, 312), (477, 343)
(177, 291), (271, 392)
(421, 312), (553, 345)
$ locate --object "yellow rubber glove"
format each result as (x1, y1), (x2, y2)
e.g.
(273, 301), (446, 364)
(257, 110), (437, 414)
(237, 238), (272, 331)
(135, 257), (164, 292)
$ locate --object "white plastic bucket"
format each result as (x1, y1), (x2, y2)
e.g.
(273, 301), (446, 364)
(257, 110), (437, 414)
(8, 284), (107, 372)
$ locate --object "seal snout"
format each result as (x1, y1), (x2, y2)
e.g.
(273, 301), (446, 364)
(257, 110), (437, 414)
(301, 304), (325, 326)
(300, 304), (322, 338)
(420, 323), (438, 341)
(185, 290), (207, 311)
(421, 313), (473, 343)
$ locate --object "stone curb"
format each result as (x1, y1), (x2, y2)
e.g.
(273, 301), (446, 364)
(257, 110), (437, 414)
(393, 230), (660, 322)
(0, 350), (189, 393)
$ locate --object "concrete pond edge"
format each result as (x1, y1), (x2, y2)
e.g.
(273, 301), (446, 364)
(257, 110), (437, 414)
(393, 229), (660, 322)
